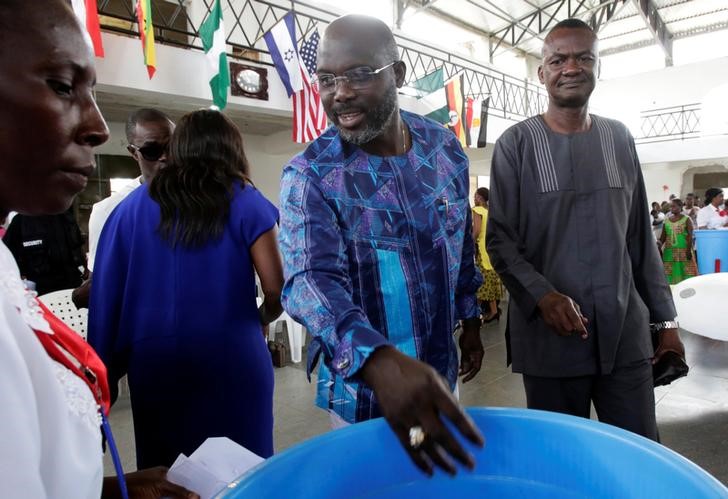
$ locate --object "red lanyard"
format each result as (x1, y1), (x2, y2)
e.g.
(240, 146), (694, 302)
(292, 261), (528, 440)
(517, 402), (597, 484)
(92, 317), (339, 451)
(32, 300), (111, 416)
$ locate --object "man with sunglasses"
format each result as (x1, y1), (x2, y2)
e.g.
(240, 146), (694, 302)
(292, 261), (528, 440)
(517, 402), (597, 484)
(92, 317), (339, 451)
(278, 15), (485, 476)
(73, 108), (174, 308)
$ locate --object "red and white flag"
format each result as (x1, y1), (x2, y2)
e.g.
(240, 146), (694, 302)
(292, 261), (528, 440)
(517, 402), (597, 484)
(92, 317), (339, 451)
(292, 60), (326, 143)
(71, 0), (104, 57)
(292, 28), (326, 143)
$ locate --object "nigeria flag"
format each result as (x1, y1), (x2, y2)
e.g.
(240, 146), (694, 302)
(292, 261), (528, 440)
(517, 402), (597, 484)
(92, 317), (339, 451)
(200, 0), (229, 109)
(410, 67), (449, 124)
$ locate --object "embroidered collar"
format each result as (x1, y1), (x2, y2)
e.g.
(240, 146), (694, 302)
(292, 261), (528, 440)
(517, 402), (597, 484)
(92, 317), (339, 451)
(0, 241), (50, 333)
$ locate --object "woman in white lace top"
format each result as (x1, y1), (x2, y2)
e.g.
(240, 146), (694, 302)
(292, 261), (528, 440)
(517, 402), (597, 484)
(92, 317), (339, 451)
(0, 1), (197, 498)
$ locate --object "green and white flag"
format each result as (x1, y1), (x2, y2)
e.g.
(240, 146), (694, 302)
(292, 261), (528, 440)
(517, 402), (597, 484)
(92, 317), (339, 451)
(410, 67), (449, 124)
(200, 0), (229, 109)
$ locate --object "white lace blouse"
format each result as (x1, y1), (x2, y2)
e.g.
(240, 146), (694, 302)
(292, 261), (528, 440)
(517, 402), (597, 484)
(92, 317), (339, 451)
(0, 240), (103, 498)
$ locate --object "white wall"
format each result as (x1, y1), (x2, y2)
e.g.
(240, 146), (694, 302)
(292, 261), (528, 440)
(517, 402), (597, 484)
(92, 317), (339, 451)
(641, 159), (728, 205)
(96, 32), (294, 118)
(591, 56), (728, 138)
(244, 132), (306, 206)
(588, 56), (728, 198)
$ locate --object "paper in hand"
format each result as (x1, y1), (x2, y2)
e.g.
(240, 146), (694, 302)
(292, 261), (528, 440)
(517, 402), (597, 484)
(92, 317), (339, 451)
(167, 437), (265, 499)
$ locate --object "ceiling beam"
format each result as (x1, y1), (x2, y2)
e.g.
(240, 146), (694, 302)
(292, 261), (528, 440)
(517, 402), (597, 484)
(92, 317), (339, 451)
(630, 0), (673, 65)
(490, 0), (627, 57)
(487, 0), (596, 58)
(587, 0), (628, 32)
(600, 20), (728, 56)
(395, 0), (409, 29)
(399, 0), (447, 26)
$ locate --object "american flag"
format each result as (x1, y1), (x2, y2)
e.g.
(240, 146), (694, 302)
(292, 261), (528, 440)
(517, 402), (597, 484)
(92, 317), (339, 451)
(292, 29), (326, 143)
(299, 29), (319, 76)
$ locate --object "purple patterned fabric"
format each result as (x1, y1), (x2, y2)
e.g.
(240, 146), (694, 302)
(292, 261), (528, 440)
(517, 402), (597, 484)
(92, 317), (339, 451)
(279, 111), (481, 423)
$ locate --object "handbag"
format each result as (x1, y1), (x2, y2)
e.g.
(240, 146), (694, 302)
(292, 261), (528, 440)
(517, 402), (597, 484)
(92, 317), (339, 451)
(268, 339), (287, 368)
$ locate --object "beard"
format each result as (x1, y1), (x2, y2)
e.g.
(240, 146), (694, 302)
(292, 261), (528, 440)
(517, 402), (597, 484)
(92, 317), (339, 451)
(333, 85), (399, 146)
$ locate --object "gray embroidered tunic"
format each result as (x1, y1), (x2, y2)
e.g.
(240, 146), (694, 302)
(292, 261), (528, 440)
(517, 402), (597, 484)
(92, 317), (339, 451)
(487, 114), (676, 377)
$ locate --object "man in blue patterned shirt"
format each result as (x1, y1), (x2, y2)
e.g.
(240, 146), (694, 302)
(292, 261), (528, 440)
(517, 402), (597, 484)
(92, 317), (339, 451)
(279, 15), (484, 475)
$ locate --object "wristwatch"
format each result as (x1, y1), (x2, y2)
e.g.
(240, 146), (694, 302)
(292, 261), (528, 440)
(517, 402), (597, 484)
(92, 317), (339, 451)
(653, 320), (679, 331)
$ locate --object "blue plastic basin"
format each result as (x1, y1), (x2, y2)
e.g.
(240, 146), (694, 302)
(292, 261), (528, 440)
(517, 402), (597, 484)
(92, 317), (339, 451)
(695, 229), (728, 274)
(217, 408), (727, 498)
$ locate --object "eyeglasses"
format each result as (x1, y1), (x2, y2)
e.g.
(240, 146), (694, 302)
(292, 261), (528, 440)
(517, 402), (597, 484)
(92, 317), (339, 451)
(313, 62), (397, 92)
(129, 142), (168, 162)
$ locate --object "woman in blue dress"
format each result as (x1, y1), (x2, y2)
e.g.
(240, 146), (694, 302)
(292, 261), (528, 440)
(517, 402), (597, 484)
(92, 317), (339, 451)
(88, 109), (283, 468)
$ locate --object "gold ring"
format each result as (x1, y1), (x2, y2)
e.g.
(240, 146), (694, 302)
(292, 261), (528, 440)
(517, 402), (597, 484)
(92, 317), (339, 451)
(408, 426), (425, 449)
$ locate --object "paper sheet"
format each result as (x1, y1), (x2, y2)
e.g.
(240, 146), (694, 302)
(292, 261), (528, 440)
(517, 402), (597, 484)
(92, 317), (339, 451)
(167, 437), (265, 498)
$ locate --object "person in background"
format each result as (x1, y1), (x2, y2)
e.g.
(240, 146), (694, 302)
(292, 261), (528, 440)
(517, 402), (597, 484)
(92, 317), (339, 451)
(683, 193), (699, 227)
(487, 18), (683, 440)
(660, 199), (697, 284)
(0, 0), (197, 496)
(651, 203), (665, 241)
(3, 208), (87, 296)
(472, 187), (502, 323)
(88, 110), (283, 469)
(73, 108), (175, 308)
(278, 14), (484, 476)
(696, 188), (728, 230)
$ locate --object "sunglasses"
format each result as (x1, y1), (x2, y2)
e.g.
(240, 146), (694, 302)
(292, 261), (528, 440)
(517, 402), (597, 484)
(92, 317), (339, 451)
(129, 142), (168, 162)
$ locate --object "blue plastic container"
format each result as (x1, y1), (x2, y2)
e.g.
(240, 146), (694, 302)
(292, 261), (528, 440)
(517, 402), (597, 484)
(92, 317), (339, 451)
(695, 229), (728, 274)
(217, 408), (728, 498)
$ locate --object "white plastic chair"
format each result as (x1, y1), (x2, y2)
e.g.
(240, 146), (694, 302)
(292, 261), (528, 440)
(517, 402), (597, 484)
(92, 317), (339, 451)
(258, 297), (304, 363)
(38, 288), (88, 340)
(38, 288), (132, 397)
(672, 273), (728, 340)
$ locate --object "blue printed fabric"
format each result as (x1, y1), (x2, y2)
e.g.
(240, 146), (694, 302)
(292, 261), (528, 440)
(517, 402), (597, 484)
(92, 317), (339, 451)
(278, 111), (482, 423)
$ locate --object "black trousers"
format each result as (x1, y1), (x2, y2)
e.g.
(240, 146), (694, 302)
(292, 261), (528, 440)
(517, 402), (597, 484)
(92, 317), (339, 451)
(522, 358), (658, 441)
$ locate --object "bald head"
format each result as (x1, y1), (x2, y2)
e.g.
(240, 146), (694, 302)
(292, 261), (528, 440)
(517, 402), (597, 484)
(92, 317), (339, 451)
(320, 15), (400, 68)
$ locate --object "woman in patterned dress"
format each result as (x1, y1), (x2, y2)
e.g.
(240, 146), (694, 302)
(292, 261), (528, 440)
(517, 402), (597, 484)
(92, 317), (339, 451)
(472, 187), (502, 322)
(660, 198), (698, 284)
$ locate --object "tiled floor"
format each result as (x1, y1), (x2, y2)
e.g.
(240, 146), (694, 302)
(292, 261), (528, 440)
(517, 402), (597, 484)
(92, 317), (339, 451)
(105, 318), (728, 486)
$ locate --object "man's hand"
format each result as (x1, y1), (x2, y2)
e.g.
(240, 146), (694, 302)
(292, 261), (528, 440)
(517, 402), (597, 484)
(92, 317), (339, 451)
(361, 347), (484, 476)
(653, 328), (685, 364)
(537, 291), (589, 339)
(103, 467), (200, 499)
(72, 276), (92, 309)
(458, 317), (484, 383)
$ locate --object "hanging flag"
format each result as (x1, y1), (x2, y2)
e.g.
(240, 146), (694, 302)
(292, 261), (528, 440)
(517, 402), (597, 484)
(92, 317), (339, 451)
(135, 0), (156, 78)
(409, 68), (449, 124)
(445, 73), (469, 147)
(299, 29), (320, 76)
(200, 0), (229, 110)
(477, 97), (490, 148)
(262, 13), (303, 97)
(71, 0), (104, 57)
(295, 28), (326, 143)
(263, 14), (325, 143)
